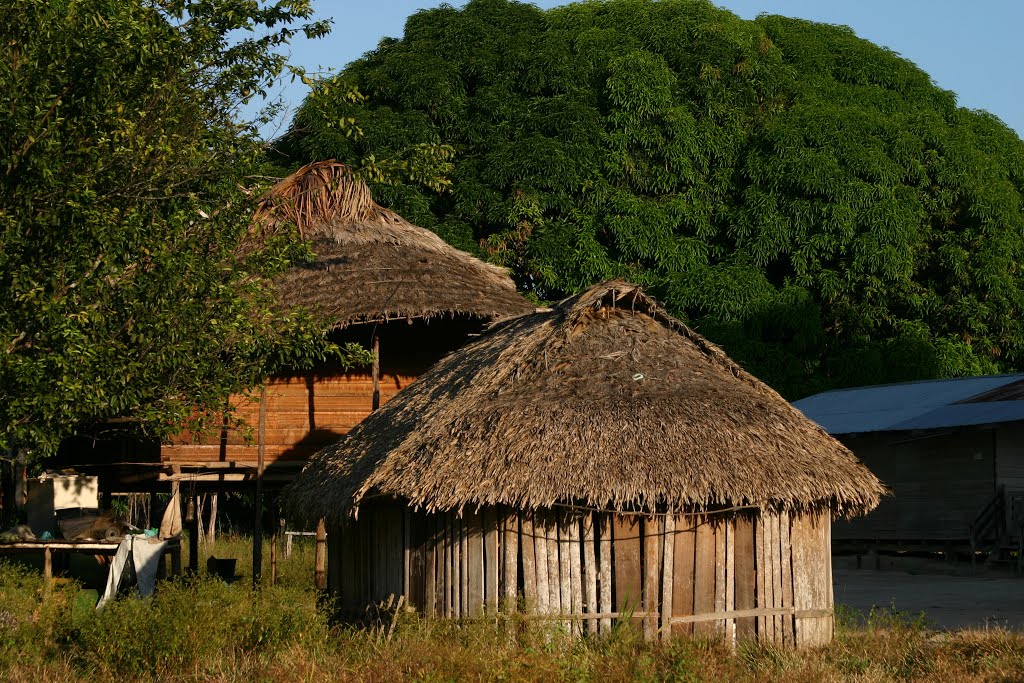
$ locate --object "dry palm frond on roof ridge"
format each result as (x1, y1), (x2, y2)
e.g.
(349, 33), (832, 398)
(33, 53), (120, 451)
(259, 160), (533, 328)
(287, 281), (887, 521)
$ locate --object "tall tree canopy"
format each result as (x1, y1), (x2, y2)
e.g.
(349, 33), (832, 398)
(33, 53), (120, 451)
(277, 0), (1024, 398)
(0, 0), (367, 458)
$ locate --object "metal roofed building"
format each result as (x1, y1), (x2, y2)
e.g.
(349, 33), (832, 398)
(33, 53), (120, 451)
(794, 375), (1024, 556)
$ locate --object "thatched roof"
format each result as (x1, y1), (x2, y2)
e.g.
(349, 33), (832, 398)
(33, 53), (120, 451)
(287, 281), (886, 521)
(256, 161), (533, 328)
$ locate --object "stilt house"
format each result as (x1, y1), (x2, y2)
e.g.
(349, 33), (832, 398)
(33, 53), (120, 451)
(794, 375), (1024, 557)
(287, 281), (885, 648)
(60, 162), (534, 490)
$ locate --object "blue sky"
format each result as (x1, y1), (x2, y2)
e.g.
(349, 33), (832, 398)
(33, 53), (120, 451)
(255, 0), (1023, 139)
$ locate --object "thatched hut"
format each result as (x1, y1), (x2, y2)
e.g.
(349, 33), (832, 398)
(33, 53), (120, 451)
(287, 281), (885, 648)
(156, 161), (534, 481)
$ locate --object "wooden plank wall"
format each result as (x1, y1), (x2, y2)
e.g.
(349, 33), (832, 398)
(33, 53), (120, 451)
(163, 372), (418, 466)
(834, 432), (995, 541)
(329, 505), (834, 648)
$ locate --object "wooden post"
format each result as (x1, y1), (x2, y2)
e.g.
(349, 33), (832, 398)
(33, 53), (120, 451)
(714, 519), (726, 635)
(534, 513), (549, 614)
(660, 514), (675, 642)
(187, 496), (199, 574)
(568, 514), (583, 636)
(693, 517), (716, 636)
(726, 519), (736, 648)
(452, 516), (462, 618)
(734, 516), (756, 642)
(371, 335), (381, 411)
(582, 513), (598, 634)
(558, 514), (572, 630)
(279, 519), (286, 556)
(253, 383), (268, 587)
(315, 517), (327, 590)
(170, 541), (182, 576)
(545, 513), (560, 618)
(43, 546), (52, 581)
(425, 515), (437, 616)
(598, 514), (612, 633)
(780, 513), (795, 648)
(672, 515), (696, 636)
(270, 513), (278, 586)
(485, 509), (499, 615)
(503, 511), (519, 611)
(520, 513), (537, 611)
(642, 517), (660, 640)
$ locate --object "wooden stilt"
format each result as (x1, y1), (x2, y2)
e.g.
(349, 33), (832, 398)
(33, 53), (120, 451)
(270, 514), (278, 586)
(314, 517), (327, 590)
(371, 336), (381, 411)
(188, 496), (199, 574)
(253, 383), (267, 587)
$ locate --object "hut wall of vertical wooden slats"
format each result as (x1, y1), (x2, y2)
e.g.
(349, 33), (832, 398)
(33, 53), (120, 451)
(327, 500), (834, 649)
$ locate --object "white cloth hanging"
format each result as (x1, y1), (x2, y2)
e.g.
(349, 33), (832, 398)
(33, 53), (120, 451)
(96, 535), (168, 609)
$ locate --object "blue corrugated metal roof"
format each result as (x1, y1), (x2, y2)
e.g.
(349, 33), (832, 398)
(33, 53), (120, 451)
(889, 401), (1024, 431)
(792, 374), (1024, 435)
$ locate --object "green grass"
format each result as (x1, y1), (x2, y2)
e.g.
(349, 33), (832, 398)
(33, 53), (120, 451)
(1, 536), (1022, 682)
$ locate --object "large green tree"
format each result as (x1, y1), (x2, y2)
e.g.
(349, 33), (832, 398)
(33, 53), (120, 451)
(0, 0), (367, 458)
(278, 0), (1024, 398)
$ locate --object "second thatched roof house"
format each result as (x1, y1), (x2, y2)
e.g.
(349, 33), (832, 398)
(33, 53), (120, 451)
(61, 161), (534, 487)
(161, 161), (535, 479)
(288, 281), (885, 648)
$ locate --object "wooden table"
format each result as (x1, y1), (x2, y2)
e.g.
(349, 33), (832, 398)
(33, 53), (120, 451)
(0, 536), (182, 579)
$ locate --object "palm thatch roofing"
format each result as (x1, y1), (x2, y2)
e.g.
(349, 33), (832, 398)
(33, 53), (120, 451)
(255, 161), (534, 328)
(287, 281), (886, 522)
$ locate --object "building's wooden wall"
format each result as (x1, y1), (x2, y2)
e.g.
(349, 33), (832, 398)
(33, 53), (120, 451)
(162, 371), (416, 466)
(834, 431), (996, 541)
(162, 318), (485, 468)
(328, 502), (834, 649)
(995, 424), (1024, 533)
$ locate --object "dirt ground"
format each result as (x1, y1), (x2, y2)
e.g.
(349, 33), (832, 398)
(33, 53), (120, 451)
(833, 558), (1024, 630)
